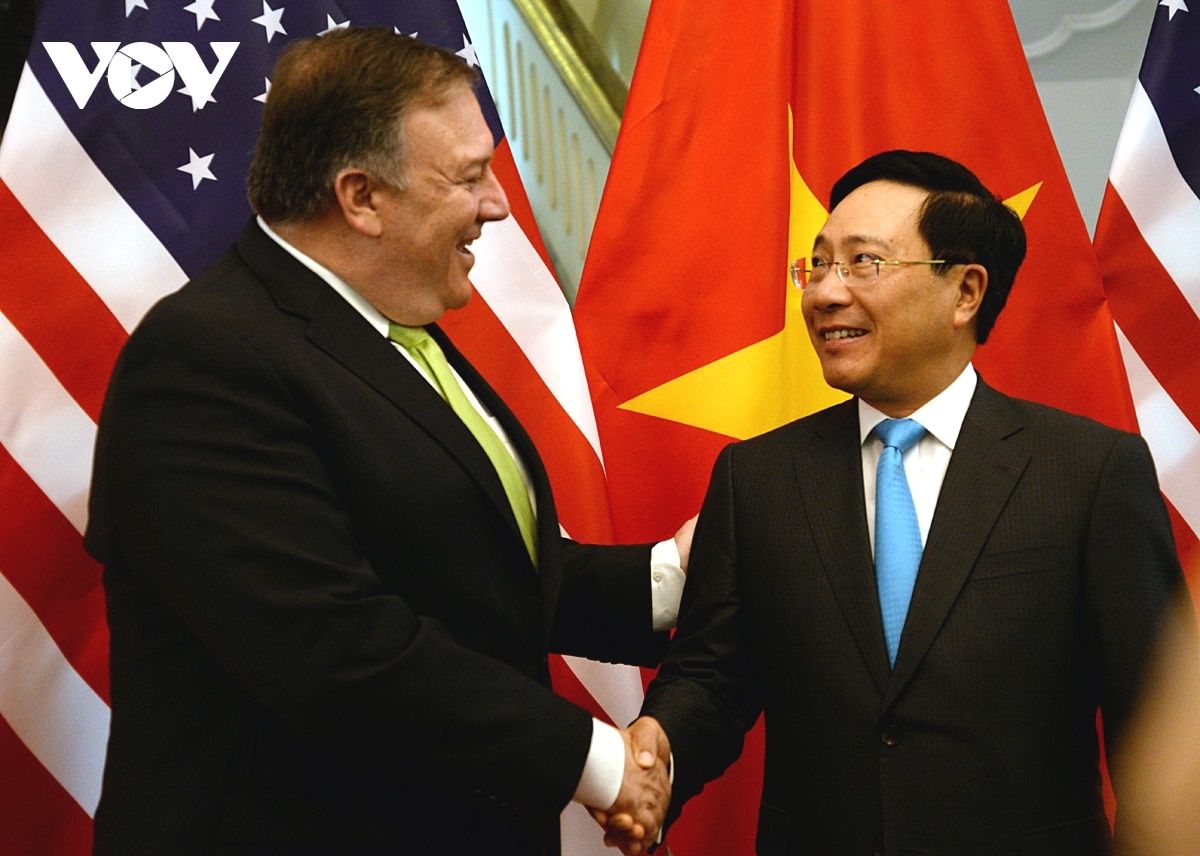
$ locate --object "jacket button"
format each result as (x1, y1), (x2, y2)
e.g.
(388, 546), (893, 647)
(880, 724), (902, 746)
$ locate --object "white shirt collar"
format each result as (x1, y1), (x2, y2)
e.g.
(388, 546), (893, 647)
(256, 216), (392, 338)
(858, 364), (978, 451)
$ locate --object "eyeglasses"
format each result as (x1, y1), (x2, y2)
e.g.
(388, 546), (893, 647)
(790, 254), (963, 289)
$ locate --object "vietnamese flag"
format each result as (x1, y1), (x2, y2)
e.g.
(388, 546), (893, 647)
(574, 1), (1136, 853)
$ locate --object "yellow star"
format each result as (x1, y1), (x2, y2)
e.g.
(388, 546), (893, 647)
(618, 115), (1042, 441)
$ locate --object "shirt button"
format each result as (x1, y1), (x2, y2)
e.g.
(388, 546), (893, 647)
(652, 570), (664, 583)
(880, 724), (903, 746)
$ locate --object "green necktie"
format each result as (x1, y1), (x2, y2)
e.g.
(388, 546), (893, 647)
(388, 323), (537, 567)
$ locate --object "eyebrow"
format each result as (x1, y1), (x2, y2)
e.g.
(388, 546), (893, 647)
(812, 233), (896, 253)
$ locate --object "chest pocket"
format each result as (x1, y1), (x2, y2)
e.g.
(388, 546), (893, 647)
(970, 545), (1063, 581)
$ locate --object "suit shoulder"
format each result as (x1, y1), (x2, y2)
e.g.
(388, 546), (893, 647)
(128, 247), (302, 373)
(140, 244), (265, 322)
(979, 388), (1148, 469)
(995, 391), (1135, 441)
(740, 399), (854, 447)
(717, 399), (855, 471)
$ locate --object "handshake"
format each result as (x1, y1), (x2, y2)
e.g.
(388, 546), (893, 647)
(589, 716), (672, 856)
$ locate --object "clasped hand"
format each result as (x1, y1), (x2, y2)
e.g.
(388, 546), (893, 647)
(590, 716), (671, 855)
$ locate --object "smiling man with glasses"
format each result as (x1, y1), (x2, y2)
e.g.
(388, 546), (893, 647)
(622, 150), (1196, 856)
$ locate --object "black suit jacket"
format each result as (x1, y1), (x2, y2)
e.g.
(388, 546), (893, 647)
(85, 220), (666, 855)
(642, 381), (1191, 856)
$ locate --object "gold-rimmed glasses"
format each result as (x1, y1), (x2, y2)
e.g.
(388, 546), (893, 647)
(790, 254), (963, 289)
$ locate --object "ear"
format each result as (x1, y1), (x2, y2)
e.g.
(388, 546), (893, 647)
(332, 168), (385, 238)
(952, 264), (988, 333)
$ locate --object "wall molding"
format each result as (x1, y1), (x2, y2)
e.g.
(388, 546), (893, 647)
(1020, 0), (1144, 58)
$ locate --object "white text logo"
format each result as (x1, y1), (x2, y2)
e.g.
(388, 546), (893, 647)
(43, 42), (239, 111)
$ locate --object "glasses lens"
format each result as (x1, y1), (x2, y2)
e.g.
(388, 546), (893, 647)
(791, 259), (807, 288)
(848, 259), (878, 283)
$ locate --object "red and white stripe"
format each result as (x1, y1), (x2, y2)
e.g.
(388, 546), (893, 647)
(0, 66), (134, 854)
(1107, 84), (1200, 316)
(1117, 327), (1200, 537)
(1097, 79), (1200, 564)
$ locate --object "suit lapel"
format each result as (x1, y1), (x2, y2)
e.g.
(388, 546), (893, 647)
(884, 381), (1030, 704)
(795, 401), (892, 695)
(234, 222), (535, 577)
(431, 325), (564, 638)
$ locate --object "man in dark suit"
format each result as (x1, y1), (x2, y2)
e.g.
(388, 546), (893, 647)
(85, 29), (677, 855)
(630, 151), (1195, 855)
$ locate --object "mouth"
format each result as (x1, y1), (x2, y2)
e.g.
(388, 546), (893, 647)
(823, 328), (866, 341)
(456, 237), (476, 265)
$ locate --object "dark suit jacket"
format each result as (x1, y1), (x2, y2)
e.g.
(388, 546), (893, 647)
(642, 381), (1191, 856)
(85, 220), (666, 855)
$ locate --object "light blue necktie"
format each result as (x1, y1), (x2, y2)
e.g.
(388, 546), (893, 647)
(873, 418), (926, 667)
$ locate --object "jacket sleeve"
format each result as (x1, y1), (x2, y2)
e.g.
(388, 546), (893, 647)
(549, 538), (669, 667)
(639, 444), (763, 821)
(1085, 432), (1197, 809)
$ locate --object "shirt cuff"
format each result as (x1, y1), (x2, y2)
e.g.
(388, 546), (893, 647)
(572, 719), (625, 810)
(650, 538), (685, 632)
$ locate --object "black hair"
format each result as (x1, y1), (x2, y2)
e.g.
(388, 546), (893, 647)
(829, 150), (1026, 343)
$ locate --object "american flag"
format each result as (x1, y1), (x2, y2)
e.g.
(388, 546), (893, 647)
(1096, 0), (1200, 592)
(0, 2), (629, 853)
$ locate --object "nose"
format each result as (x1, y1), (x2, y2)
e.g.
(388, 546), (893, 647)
(479, 164), (510, 222)
(802, 272), (854, 311)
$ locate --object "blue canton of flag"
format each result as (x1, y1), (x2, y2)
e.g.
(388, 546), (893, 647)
(1138, 1), (1200, 197)
(28, 1), (499, 277)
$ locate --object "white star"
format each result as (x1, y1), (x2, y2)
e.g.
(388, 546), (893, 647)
(178, 148), (217, 189)
(1194, 83), (1200, 96)
(125, 0), (148, 16)
(394, 27), (419, 38)
(183, 0), (220, 30)
(178, 84), (217, 112)
(254, 78), (271, 104)
(320, 14), (350, 35)
(456, 35), (479, 68)
(252, 2), (287, 42)
(1160, 0), (1189, 20)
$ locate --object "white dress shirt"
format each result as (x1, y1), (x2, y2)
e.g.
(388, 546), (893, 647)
(858, 365), (978, 552)
(257, 218), (682, 810)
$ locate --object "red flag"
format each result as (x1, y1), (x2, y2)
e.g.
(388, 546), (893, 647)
(1094, 2), (1200, 606)
(575, 1), (1139, 852)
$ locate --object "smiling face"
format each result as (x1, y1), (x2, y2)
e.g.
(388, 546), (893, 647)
(802, 180), (983, 416)
(370, 82), (510, 325)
